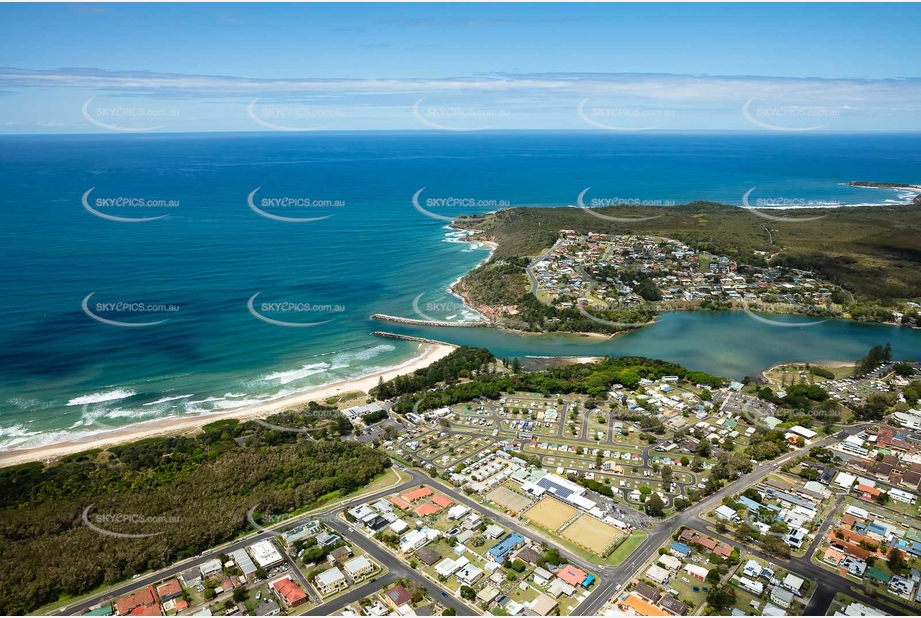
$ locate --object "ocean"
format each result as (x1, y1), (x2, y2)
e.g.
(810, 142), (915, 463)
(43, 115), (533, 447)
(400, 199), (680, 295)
(1, 132), (919, 451)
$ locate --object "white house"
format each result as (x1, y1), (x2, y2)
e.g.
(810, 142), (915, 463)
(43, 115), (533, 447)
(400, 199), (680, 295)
(315, 567), (347, 596)
(389, 519), (409, 534)
(343, 556), (374, 580)
(646, 564), (670, 584)
(715, 505), (740, 522)
(739, 577), (764, 595)
(658, 554), (682, 572)
(770, 586), (794, 609)
(399, 529), (429, 553)
(456, 564), (483, 585)
(782, 573), (804, 595)
(743, 560), (762, 578)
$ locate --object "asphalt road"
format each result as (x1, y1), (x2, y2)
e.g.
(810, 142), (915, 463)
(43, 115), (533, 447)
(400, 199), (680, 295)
(64, 423), (886, 618)
(572, 423), (872, 616)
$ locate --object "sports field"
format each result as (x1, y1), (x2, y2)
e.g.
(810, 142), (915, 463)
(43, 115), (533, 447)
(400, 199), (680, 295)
(524, 496), (578, 531)
(561, 514), (622, 555)
(486, 485), (534, 513)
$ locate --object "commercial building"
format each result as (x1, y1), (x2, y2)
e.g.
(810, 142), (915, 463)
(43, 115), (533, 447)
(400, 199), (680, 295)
(248, 540), (284, 569)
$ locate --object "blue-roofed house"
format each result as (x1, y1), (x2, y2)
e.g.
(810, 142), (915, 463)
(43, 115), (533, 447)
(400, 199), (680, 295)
(486, 533), (525, 563)
(867, 522), (888, 538)
(907, 542), (921, 558)
(738, 496), (764, 512)
(670, 542), (691, 558)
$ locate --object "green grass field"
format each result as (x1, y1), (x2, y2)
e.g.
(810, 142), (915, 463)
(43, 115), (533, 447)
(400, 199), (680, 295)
(607, 530), (648, 565)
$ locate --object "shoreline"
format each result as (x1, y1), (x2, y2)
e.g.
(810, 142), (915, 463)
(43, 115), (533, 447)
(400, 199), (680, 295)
(0, 342), (456, 468)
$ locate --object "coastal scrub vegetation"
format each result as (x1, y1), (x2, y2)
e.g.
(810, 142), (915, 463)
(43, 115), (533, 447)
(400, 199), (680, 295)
(0, 423), (390, 614)
(375, 347), (725, 414)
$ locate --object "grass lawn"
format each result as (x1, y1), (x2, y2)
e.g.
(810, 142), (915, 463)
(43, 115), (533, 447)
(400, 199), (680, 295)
(607, 530), (648, 565)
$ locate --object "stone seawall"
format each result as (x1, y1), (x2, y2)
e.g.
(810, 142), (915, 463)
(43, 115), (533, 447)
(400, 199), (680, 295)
(370, 314), (488, 327)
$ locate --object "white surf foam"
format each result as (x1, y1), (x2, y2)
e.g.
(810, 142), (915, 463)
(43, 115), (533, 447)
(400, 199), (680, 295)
(263, 362), (331, 385)
(66, 389), (136, 406)
(143, 394), (194, 406)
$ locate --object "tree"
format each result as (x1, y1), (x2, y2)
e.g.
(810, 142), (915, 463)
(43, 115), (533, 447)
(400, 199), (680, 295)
(232, 587), (248, 603)
(734, 524), (755, 541)
(706, 569), (721, 585)
(759, 535), (791, 559)
(661, 466), (673, 485)
(646, 492), (666, 517)
(511, 357), (521, 374)
(691, 455), (704, 472)
(460, 585), (476, 600)
(706, 585), (736, 611)
(888, 548), (908, 574)
(542, 547), (562, 568)
(769, 521), (789, 535)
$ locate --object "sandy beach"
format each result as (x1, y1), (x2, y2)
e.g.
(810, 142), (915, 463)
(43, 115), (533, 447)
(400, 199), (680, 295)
(0, 342), (456, 469)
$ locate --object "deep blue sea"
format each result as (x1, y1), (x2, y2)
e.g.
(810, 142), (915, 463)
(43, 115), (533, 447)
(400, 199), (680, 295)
(1, 132), (919, 451)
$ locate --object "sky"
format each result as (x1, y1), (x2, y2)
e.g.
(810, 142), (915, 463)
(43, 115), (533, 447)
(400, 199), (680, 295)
(1, 2), (920, 133)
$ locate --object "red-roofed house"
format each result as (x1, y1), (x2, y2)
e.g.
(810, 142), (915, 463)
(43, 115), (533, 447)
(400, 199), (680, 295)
(115, 586), (161, 617)
(388, 496), (411, 510)
(432, 495), (453, 508)
(384, 584), (413, 608)
(414, 504), (441, 517)
(855, 484), (882, 499)
(272, 577), (308, 608)
(620, 594), (668, 617)
(556, 564), (588, 587)
(155, 579), (182, 602)
(841, 514), (860, 528)
(712, 543), (732, 559)
(402, 487), (434, 502)
(835, 527), (876, 548)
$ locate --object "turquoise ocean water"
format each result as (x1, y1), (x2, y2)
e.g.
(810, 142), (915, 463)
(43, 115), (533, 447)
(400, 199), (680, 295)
(0, 132), (919, 450)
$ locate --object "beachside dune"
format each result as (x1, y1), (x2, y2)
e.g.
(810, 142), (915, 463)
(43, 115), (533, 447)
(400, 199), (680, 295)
(0, 342), (455, 469)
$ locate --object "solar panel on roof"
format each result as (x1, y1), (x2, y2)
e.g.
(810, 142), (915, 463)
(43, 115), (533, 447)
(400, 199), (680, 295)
(536, 476), (574, 500)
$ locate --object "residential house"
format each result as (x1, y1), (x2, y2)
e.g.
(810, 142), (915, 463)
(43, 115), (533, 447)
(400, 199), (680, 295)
(659, 595), (689, 616)
(633, 582), (661, 604)
(115, 586), (161, 617)
(343, 556), (374, 580)
(271, 577), (308, 608)
(155, 580), (182, 603)
(770, 587), (794, 609)
(646, 564), (670, 585)
(620, 594), (668, 617)
(384, 585), (413, 609)
(314, 567), (347, 596)
(180, 567), (202, 587)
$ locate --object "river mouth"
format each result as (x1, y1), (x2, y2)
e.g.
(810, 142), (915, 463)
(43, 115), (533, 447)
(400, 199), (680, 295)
(372, 311), (921, 381)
